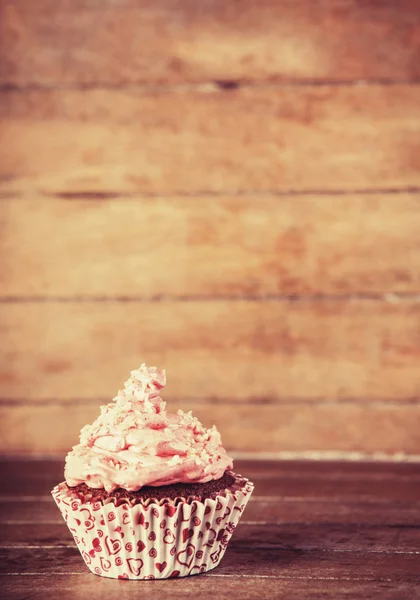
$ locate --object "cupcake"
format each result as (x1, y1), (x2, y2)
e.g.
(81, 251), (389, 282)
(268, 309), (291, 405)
(52, 364), (254, 579)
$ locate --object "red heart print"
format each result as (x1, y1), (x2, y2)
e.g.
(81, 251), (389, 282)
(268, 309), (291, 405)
(156, 562), (167, 573)
(177, 544), (195, 568)
(100, 557), (111, 572)
(226, 522), (236, 534)
(118, 574), (129, 580)
(204, 506), (211, 515)
(80, 508), (95, 530)
(127, 558), (143, 577)
(189, 564), (207, 575)
(92, 538), (101, 550)
(166, 505), (177, 517)
(182, 528), (194, 543)
(108, 512), (116, 522)
(122, 513), (130, 525)
(75, 519), (81, 526)
(204, 528), (217, 548)
(210, 544), (224, 564)
(137, 540), (146, 553)
(114, 526), (125, 538)
(180, 506), (191, 522)
(169, 570), (180, 578)
(163, 529), (175, 544)
(105, 536), (122, 556)
(83, 551), (92, 564)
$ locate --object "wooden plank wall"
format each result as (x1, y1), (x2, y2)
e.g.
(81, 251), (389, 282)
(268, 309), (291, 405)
(0, 0), (420, 456)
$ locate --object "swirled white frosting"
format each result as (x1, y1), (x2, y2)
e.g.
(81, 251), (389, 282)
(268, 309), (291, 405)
(64, 364), (233, 492)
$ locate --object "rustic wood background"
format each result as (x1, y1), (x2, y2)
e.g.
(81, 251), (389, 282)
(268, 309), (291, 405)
(0, 0), (420, 456)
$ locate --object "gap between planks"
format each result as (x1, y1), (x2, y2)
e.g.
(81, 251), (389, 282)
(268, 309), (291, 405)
(2, 293), (420, 304)
(1, 573), (415, 582)
(1, 545), (419, 556)
(2, 78), (420, 94)
(2, 451), (420, 462)
(1, 496), (420, 505)
(2, 186), (420, 201)
(3, 397), (420, 408)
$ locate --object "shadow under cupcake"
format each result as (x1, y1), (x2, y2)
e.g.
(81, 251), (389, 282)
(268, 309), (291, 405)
(52, 364), (254, 579)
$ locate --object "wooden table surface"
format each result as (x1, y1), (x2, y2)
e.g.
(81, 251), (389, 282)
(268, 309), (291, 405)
(1, 458), (419, 599)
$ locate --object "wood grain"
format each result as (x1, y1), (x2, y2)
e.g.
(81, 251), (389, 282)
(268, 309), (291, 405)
(3, 497), (420, 528)
(1, 85), (420, 195)
(2, 459), (419, 502)
(3, 574), (417, 600)
(1, 0), (420, 86)
(1, 300), (420, 402)
(4, 520), (420, 553)
(2, 545), (420, 581)
(2, 401), (420, 454)
(2, 459), (420, 598)
(1, 194), (420, 297)
(3, 458), (420, 490)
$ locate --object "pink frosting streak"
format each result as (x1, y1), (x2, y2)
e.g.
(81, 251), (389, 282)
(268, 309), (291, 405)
(65, 364), (233, 492)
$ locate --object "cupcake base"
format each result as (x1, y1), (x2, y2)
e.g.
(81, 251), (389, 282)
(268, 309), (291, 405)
(66, 470), (243, 506)
(52, 473), (254, 580)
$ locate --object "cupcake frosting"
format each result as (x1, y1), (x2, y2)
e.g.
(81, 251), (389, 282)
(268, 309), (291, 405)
(65, 364), (233, 492)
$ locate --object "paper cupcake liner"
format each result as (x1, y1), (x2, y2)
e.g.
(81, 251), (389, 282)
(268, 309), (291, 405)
(52, 476), (254, 580)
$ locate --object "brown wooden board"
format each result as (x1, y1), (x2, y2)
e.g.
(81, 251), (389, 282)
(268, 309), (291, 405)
(2, 521), (420, 554)
(2, 194), (420, 298)
(2, 574), (418, 600)
(2, 458), (420, 491)
(1, 459), (420, 599)
(3, 401), (420, 455)
(1, 300), (420, 403)
(1, 458), (420, 502)
(1, 0), (420, 86)
(2, 497), (420, 528)
(1, 546), (420, 582)
(1, 85), (420, 195)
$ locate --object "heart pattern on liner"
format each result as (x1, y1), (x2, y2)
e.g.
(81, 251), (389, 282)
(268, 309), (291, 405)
(52, 477), (254, 580)
(100, 557), (111, 572)
(105, 536), (122, 556)
(156, 561), (167, 573)
(127, 558), (143, 576)
(176, 544), (195, 568)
